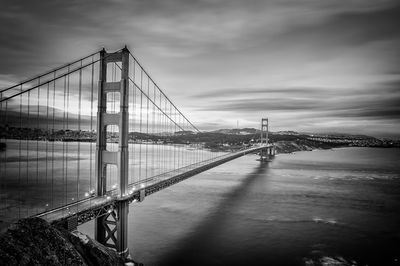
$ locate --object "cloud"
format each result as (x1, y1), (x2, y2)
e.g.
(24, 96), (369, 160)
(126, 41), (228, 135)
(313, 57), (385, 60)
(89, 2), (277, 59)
(276, 3), (400, 46)
(191, 87), (365, 100)
(191, 80), (400, 135)
(1, 0), (400, 137)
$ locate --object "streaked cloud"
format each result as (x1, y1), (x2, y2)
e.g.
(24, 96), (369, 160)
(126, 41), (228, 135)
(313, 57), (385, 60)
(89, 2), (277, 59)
(0, 0), (399, 137)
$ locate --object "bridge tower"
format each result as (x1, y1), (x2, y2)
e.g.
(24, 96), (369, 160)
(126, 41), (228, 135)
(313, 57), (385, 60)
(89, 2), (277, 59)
(260, 118), (269, 161)
(95, 47), (130, 256)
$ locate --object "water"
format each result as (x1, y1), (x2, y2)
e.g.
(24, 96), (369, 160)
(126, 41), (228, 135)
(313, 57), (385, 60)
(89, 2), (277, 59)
(0, 140), (226, 226)
(79, 147), (400, 266)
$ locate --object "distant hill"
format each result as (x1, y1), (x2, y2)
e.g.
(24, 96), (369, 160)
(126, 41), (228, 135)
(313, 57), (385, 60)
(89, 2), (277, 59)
(209, 127), (377, 140)
(209, 128), (303, 136)
(210, 128), (259, 135)
(306, 132), (377, 140)
(274, 131), (299, 135)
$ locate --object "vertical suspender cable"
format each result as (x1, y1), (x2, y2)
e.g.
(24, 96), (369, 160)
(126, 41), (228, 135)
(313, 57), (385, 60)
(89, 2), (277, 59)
(36, 78), (40, 193)
(90, 57), (94, 196)
(77, 60), (82, 206)
(51, 72), (56, 209)
(62, 74), (66, 208)
(18, 86), (22, 218)
(133, 68), (136, 182)
(26, 87), (30, 217)
(146, 76), (150, 182)
(174, 108), (176, 172)
(152, 83), (155, 178)
(66, 67), (70, 204)
(139, 68), (143, 182)
(45, 82), (49, 210)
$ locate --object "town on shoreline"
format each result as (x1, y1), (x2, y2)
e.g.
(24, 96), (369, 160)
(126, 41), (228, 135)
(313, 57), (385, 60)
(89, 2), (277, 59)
(1, 125), (398, 154)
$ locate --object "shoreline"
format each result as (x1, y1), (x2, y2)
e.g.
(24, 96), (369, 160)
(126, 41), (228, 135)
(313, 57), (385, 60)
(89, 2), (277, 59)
(273, 140), (344, 154)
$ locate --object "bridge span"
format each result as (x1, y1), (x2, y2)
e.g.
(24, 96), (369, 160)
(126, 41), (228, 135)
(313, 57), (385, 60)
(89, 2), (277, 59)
(0, 46), (275, 256)
(37, 144), (274, 227)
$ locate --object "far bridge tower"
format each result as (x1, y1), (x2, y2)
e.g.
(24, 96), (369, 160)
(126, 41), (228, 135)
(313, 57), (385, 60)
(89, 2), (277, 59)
(260, 118), (275, 161)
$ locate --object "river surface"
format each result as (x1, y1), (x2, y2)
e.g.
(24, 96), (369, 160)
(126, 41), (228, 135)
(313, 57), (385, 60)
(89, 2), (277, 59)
(78, 147), (400, 266)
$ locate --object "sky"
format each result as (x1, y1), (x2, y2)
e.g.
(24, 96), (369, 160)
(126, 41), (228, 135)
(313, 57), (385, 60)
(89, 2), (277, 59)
(0, 0), (399, 138)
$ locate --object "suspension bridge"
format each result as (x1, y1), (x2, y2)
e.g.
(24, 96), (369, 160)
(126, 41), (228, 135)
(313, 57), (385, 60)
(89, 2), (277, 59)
(0, 47), (275, 257)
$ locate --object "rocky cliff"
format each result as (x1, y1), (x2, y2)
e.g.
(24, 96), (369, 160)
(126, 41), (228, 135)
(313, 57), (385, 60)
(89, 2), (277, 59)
(0, 217), (137, 266)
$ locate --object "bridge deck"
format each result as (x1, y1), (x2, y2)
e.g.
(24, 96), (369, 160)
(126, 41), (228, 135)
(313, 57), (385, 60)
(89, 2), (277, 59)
(37, 145), (272, 227)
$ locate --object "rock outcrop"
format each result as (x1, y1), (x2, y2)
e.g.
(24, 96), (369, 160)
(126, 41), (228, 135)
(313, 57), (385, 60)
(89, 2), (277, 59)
(0, 217), (127, 266)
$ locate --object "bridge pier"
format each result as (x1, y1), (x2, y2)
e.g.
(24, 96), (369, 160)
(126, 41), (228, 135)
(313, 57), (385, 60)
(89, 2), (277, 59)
(259, 146), (275, 161)
(268, 146), (275, 157)
(94, 201), (129, 256)
(95, 47), (130, 256)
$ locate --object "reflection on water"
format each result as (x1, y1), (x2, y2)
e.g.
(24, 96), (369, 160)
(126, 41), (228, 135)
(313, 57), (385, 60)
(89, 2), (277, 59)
(0, 139), (225, 228)
(80, 147), (400, 266)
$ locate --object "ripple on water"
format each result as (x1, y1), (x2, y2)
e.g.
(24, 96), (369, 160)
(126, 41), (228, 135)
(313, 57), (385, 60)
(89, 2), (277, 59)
(303, 255), (357, 266)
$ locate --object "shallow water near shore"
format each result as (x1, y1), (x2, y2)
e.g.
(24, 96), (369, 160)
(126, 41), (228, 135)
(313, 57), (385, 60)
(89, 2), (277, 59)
(79, 147), (400, 265)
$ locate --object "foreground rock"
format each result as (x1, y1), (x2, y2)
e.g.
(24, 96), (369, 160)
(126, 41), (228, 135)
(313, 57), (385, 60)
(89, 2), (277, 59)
(0, 217), (133, 266)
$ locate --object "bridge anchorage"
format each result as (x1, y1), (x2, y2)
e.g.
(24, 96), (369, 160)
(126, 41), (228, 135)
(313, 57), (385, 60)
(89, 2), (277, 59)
(0, 46), (275, 261)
